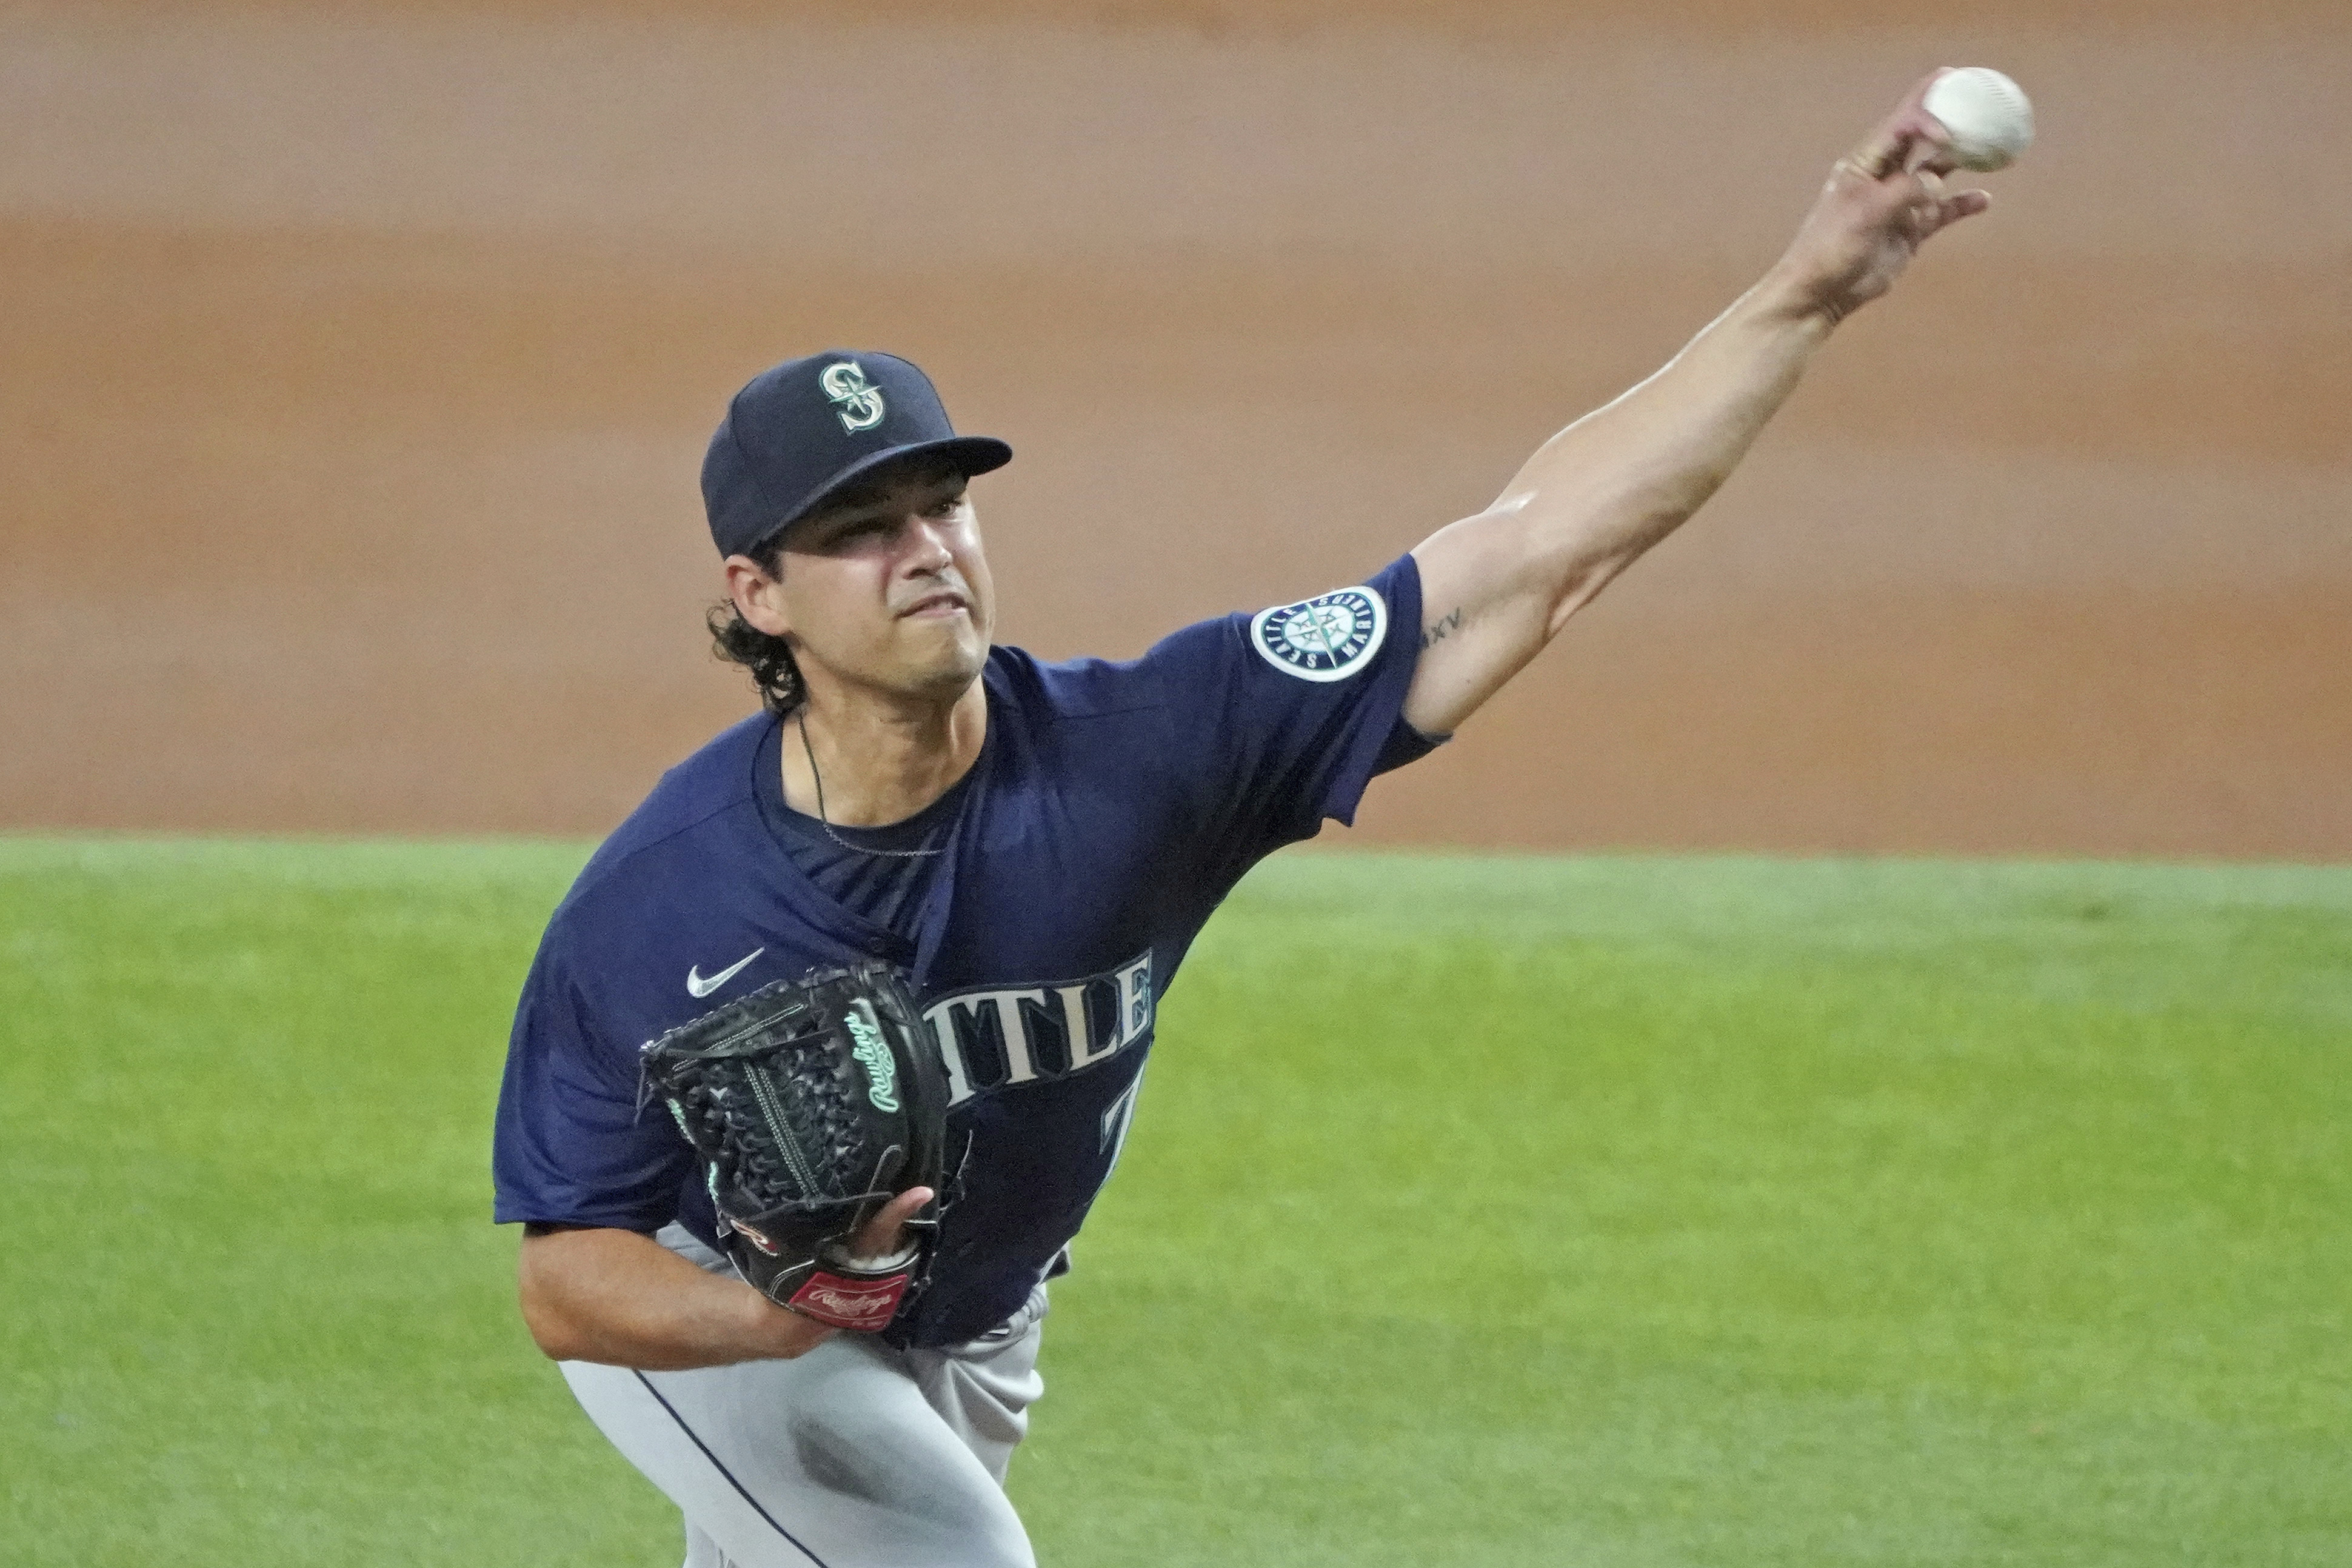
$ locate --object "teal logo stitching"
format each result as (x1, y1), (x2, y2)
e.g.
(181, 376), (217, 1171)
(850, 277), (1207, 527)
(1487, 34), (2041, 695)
(820, 361), (887, 433)
(844, 1006), (901, 1112)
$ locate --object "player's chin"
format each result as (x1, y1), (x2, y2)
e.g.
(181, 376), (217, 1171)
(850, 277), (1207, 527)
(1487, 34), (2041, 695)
(892, 626), (988, 699)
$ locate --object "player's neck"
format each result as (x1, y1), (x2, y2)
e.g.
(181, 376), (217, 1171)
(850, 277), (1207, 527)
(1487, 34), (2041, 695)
(784, 681), (987, 828)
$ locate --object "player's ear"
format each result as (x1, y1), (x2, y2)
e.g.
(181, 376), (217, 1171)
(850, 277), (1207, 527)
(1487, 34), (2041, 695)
(723, 553), (793, 639)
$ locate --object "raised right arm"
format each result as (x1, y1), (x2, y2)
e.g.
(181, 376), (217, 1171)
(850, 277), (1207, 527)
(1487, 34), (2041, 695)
(1401, 73), (1984, 738)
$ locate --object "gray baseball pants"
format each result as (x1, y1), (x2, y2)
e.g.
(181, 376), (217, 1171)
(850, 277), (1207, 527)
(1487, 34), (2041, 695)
(560, 1225), (1047, 1568)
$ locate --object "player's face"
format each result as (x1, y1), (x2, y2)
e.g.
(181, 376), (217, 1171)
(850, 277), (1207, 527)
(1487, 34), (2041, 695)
(738, 464), (995, 710)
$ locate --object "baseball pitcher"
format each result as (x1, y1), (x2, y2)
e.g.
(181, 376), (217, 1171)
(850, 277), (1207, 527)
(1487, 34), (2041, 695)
(492, 75), (1989, 1568)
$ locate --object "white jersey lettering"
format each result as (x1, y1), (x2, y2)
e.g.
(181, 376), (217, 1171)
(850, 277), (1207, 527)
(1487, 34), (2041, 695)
(924, 950), (1154, 1107)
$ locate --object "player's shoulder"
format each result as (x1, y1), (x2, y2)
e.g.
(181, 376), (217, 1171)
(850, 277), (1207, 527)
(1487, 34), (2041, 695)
(982, 553), (1423, 722)
(553, 712), (772, 926)
(983, 641), (1183, 722)
(980, 598), (1276, 716)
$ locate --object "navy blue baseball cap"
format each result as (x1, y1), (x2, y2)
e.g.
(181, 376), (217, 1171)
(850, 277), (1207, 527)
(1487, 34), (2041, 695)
(701, 350), (1013, 558)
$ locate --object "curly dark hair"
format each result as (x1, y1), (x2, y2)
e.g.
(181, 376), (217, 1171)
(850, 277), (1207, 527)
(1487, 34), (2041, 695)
(707, 532), (806, 716)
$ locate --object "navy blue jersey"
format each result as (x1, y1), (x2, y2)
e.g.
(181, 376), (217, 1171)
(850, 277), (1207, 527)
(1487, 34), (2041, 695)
(493, 554), (1437, 1346)
(754, 717), (961, 937)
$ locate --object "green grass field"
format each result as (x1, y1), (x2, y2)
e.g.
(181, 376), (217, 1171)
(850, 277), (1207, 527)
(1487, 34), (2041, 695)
(3, 838), (2347, 1566)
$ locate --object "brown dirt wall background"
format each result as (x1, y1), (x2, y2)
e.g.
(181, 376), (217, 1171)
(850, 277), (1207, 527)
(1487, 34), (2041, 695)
(4, 1), (2347, 857)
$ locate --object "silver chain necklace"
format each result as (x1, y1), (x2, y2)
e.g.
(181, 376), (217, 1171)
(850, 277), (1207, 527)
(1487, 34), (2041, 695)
(797, 712), (948, 859)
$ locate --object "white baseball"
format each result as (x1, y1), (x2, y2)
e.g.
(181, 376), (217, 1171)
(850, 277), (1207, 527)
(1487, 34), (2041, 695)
(1922, 67), (2035, 172)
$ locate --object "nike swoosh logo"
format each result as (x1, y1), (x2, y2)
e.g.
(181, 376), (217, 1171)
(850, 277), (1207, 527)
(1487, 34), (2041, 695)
(686, 947), (764, 999)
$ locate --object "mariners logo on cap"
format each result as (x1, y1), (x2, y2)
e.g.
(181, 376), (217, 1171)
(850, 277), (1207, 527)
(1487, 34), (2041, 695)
(820, 360), (887, 433)
(1249, 585), (1388, 682)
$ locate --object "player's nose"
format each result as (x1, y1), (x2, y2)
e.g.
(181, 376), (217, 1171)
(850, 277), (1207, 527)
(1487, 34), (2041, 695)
(900, 516), (956, 575)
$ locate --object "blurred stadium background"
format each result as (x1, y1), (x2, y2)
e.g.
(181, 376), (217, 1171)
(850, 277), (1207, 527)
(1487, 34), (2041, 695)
(5, 0), (2345, 856)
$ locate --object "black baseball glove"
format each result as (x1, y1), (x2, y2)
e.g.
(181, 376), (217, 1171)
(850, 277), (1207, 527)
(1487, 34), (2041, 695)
(639, 962), (949, 1332)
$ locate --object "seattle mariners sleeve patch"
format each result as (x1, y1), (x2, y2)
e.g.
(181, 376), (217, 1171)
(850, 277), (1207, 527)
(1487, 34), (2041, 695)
(1248, 585), (1388, 682)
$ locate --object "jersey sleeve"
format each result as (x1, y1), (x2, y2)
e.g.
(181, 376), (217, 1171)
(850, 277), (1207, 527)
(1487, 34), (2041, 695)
(1144, 551), (1441, 860)
(491, 933), (695, 1233)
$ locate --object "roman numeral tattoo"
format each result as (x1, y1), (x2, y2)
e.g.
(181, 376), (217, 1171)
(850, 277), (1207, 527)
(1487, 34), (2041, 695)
(1418, 606), (1464, 650)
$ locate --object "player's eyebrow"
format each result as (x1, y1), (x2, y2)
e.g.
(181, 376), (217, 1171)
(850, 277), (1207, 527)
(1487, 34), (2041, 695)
(804, 472), (966, 530)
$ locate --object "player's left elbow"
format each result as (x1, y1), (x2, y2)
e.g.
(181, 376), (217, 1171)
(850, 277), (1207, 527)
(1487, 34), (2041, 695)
(515, 1278), (586, 1360)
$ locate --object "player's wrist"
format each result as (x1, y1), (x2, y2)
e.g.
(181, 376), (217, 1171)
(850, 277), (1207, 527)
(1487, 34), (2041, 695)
(739, 1283), (837, 1359)
(1746, 263), (1846, 336)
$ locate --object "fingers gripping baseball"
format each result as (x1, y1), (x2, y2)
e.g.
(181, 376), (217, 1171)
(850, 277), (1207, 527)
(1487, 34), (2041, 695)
(1885, 168), (1986, 251)
(1782, 71), (1994, 325)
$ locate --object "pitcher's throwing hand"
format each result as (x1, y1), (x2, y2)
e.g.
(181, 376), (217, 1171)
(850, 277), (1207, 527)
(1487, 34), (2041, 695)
(1776, 71), (1994, 326)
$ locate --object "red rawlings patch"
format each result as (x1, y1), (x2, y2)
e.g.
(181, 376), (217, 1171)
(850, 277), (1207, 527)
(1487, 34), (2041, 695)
(787, 1270), (910, 1332)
